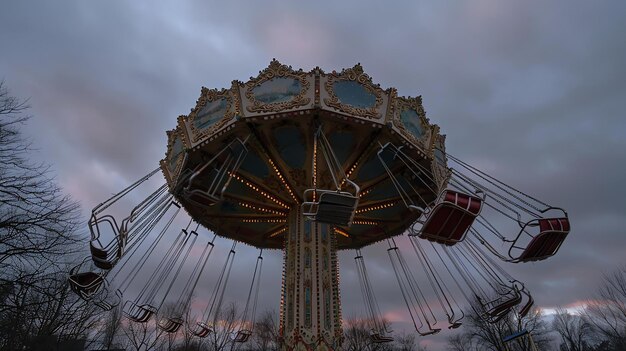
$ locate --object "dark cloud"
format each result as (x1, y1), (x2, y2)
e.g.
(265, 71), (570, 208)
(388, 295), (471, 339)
(1, 1), (625, 350)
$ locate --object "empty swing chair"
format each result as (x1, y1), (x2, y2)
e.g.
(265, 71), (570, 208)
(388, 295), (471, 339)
(387, 238), (441, 336)
(158, 233), (215, 334)
(233, 249), (264, 344)
(68, 256), (106, 301)
(89, 167), (176, 269)
(438, 150), (570, 263)
(123, 222), (196, 323)
(182, 136), (249, 209)
(507, 210), (570, 263)
(302, 125), (360, 226)
(191, 241), (237, 338)
(354, 249), (393, 343)
(377, 142), (484, 246)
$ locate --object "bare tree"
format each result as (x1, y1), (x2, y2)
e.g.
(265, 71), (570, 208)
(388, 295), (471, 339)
(341, 316), (393, 351)
(120, 318), (166, 351)
(0, 81), (82, 269)
(395, 331), (413, 351)
(447, 333), (475, 351)
(252, 310), (280, 351)
(204, 302), (241, 351)
(446, 304), (551, 351)
(0, 82), (95, 350)
(583, 266), (626, 350)
(0, 267), (100, 350)
(553, 307), (594, 351)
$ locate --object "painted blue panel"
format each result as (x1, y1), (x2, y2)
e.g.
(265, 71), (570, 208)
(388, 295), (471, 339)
(253, 77), (301, 104)
(274, 125), (305, 169)
(168, 136), (184, 172)
(328, 130), (354, 165)
(194, 98), (228, 130)
(240, 149), (270, 179)
(332, 80), (376, 108)
(400, 108), (424, 138)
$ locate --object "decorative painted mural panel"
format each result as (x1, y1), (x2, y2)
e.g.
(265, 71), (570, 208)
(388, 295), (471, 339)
(391, 96), (432, 152)
(183, 87), (238, 148)
(240, 59), (314, 116)
(320, 64), (389, 122)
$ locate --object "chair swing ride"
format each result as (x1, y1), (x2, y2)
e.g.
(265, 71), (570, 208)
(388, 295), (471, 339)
(68, 60), (570, 351)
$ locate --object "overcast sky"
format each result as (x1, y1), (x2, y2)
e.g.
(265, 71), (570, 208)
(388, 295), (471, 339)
(1, 1), (625, 350)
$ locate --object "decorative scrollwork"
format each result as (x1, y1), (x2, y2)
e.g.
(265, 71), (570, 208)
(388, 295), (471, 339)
(323, 64), (384, 120)
(430, 131), (451, 191)
(160, 127), (186, 187)
(244, 59), (311, 113)
(187, 87), (236, 144)
(393, 96), (432, 149)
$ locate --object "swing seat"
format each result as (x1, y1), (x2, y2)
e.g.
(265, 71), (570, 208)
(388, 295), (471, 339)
(513, 217), (570, 263)
(417, 190), (483, 246)
(182, 138), (248, 209)
(69, 273), (104, 301)
(234, 329), (252, 343)
(486, 292), (522, 317)
(68, 257), (106, 300)
(89, 215), (124, 269)
(193, 322), (213, 338)
(418, 328), (441, 336)
(448, 321), (462, 329)
(124, 301), (157, 323)
(158, 318), (183, 333)
(370, 333), (394, 343)
(302, 189), (359, 226)
(69, 272), (104, 297)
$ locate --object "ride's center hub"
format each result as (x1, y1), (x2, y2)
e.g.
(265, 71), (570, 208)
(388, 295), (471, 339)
(161, 60), (447, 350)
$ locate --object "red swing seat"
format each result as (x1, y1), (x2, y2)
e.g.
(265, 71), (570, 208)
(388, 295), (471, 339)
(192, 322), (213, 338)
(511, 217), (570, 263)
(417, 190), (483, 246)
(158, 317), (183, 333)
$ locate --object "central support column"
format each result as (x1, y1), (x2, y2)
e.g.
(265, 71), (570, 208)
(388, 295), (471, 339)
(280, 209), (342, 351)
